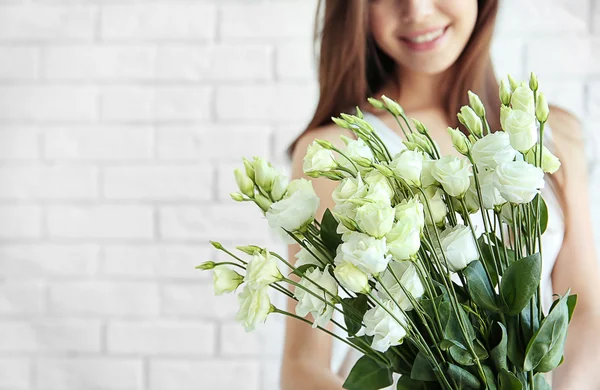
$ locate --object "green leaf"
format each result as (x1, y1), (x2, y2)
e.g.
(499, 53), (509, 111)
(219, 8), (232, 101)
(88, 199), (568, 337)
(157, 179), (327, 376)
(490, 322), (509, 372)
(290, 263), (319, 277)
(567, 294), (578, 323)
(320, 208), (342, 252)
(499, 369), (523, 390)
(449, 345), (476, 366)
(342, 355), (393, 390)
(533, 373), (552, 390)
(463, 260), (499, 312)
(500, 253), (541, 315)
(482, 365), (498, 390)
(534, 194), (549, 235)
(478, 239), (499, 287)
(385, 346), (414, 376)
(341, 295), (369, 336)
(444, 304), (475, 348)
(506, 315), (525, 368)
(519, 300), (540, 342)
(446, 363), (481, 389)
(396, 376), (440, 390)
(524, 292), (570, 372)
(411, 352), (437, 381)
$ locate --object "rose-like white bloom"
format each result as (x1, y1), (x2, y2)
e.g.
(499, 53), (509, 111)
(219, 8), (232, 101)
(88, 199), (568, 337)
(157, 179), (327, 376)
(524, 144), (561, 174)
(494, 161), (545, 204)
(395, 198), (425, 232)
(244, 251), (283, 289)
(364, 169), (395, 200)
(332, 174), (368, 205)
(303, 141), (337, 173)
(479, 169), (506, 209)
(355, 197), (395, 238)
(437, 225), (479, 272)
(419, 186), (447, 225)
(389, 150), (424, 186)
(340, 138), (374, 172)
(335, 232), (390, 275)
(376, 261), (424, 311)
(471, 131), (517, 170)
(334, 262), (371, 293)
(235, 285), (272, 332)
(254, 157), (278, 192)
(511, 84), (535, 115)
(501, 106), (538, 152)
(386, 222), (421, 261)
(294, 265), (338, 328)
(358, 300), (407, 352)
(213, 267), (243, 295)
(295, 246), (327, 269)
(421, 158), (438, 188)
(266, 178), (320, 234)
(432, 156), (472, 198)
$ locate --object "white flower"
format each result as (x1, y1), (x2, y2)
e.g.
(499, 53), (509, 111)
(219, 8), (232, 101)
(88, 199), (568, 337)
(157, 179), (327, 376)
(386, 222), (421, 261)
(271, 174), (289, 202)
(419, 186), (447, 225)
(494, 161), (545, 204)
(471, 131), (517, 170)
(511, 84), (535, 115)
(421, 158), (438, 188)
(335, 232), (390, 275)
(295, 246), (327, 269)
(355, 197), (395, 238)
(501, 106), (538, 152)
(432, 156), (472, 198)
(244, 251), (283, 289)
(334, 262), (371, 293)
(524, 144), (561, 174)
(479, 169), (506, 209)
(364, 169), (395, 200)
(438, 225), (479, 272)
(254, 157), (278, 192)
(303, 141), (337, 173)
(340, 138), (374, 172)
(395, 197), (425, 232)
(266, 178), (320, 233)
(213, 267), (243, 296)
(389, 150), (424, 186)
(358, 300), (407, 352)
(376, 261), (424, 311)
(332, 174), (368, 205)
(235, 285), (272, 332)
(294, 265), (338, 328)
(455, 176), (480, 214)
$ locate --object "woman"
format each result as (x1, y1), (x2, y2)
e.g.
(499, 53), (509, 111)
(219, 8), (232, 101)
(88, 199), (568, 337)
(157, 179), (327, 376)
(282, 1), (600, 389)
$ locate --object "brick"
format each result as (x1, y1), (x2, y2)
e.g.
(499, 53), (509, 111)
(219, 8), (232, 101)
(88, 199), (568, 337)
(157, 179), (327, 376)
(526, 38), (600, 78)
(0, 128), (40, 160)
(48, 281), (160, 317)
(0, 86), (98, 121)
(44, 126), (153, 160)
(100, 86), (211, 122)
(0, 47), (37, 79)
(0, 165), (97, 200)
(0, 244), (98, 277)
(101, 244), (210, 280)
(0, 205), (42, 238)
(46, 205), (153, 239)
(0, 358), (30, 390)
(590, 81), (600, 116)
(0, 282), (44, 315)
(149, 359), (260, 390)
(35, 358), (143, 390)
(107, 321), (215, 355)
(160, 283), (238, 319)
(216, 84), (317, 122)
(273, 124), (304, 167)
(0, 5), (96, 41)
(103, 165), (212, 201)
(0, 319), (101, 352)
(276, 42), (316, 81)
(42, 45), (155, 80)
(157, 125), (271, 161)
(541, 81), (586, 119)
(220, 318), (284, 358)
(496, 0), (589, 35)
(158, 204), (270, 241)
(220, 3), (315, 40)
(157, 44), (272, 81)
(261, 359), (282, 390)
(491, 37), (525, 81)
(101, 4), (216, 40)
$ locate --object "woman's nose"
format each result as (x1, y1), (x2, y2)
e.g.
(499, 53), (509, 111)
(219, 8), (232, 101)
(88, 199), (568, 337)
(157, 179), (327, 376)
(400, 0), (436, 24)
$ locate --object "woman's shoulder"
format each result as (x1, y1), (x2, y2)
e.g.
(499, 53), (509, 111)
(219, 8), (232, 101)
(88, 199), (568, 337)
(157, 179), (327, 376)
(291, 123), (354, 163)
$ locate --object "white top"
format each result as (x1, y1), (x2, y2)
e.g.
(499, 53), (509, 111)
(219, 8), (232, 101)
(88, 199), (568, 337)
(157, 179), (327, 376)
(331, 113), (565, 386)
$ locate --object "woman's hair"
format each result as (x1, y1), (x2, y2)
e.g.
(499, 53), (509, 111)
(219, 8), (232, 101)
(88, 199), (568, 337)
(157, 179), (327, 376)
(289, 0), (500, 155)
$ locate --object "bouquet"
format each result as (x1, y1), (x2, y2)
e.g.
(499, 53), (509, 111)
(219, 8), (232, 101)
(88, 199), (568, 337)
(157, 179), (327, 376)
(198, 73), (576, 390)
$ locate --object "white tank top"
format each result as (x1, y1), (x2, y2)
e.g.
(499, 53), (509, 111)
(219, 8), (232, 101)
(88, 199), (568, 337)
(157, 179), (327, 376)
(331, 113), (565, 386)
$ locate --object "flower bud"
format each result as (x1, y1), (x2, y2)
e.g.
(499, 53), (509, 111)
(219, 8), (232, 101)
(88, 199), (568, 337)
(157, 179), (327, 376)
(254, 193), (273, 212)
(334, 212), (360, 232)
(234, 168), (255, 198)
(340, 113), (357, 124)
(381, 95), (404, 116)
(524, 144), (561, 174)
(368, 97), (385, 109)
(407, 132), (432, 155)
(254, 157), (277, 192)
(468, 91), (486, 118)
(536, 92), (549, 123)
(196, 261), (216, 270)
(334, 262), (371, 294)
(332, 116), (351, 129)
(353, 156), (373, 168)
(271, 174), (288, 202)
(211, 241), (224, 250)
(236, 245), (263, 255)
(213, 267), (243, 295)
(499, 79), (512, 106)
(413, 119), (428, 134)
(447, 127), (470, 155)
(315, 139), (334, 150)
(507, 74), (519, 90)
(230, 192), (244, 202)
(243, 157), (255, 181)
(355, 106), (365, 119)
(374, 163), (394, 178)
(459, 106), (483, 137)
(529, 72), (539, 92)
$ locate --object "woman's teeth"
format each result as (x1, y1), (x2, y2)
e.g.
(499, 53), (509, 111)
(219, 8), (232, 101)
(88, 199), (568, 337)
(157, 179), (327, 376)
(406, 28), (446, 44)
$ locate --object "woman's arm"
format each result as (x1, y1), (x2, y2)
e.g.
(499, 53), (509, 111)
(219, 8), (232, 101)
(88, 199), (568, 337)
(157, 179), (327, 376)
(280, 125), (354, 390)
(548, 108), (600, 389)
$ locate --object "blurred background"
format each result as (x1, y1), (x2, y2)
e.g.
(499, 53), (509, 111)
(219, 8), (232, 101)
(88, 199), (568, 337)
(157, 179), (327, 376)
(0, 0), (597, 389)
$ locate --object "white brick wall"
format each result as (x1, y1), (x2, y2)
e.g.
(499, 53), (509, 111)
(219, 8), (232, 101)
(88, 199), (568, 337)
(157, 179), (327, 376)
(0, 1), (597, 390)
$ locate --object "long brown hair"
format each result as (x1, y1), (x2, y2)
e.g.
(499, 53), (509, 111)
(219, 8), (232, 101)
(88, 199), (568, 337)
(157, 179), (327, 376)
(289, 0), (501, 155)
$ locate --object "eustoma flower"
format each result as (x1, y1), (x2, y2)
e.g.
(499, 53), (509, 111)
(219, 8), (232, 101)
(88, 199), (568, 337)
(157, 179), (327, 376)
(432, 156), (472, 198)
(235, 286), (272, 332)
(303, 141), (338, 173)
(494, 161), (545, 204)
(470, 131), (517, 170)
(266, 178), (319, 235)
(244, 251), (283, 289)
(376, 261), (424, 311)
(437, 225), (479, 272)
(294, 265), (338, 328)
(358, 300), (408, 352)
(389, 150), (424, 186)
(335, 232), (390, 275)
(334, 262), (371, 294)
(213, 267), (243, 295)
